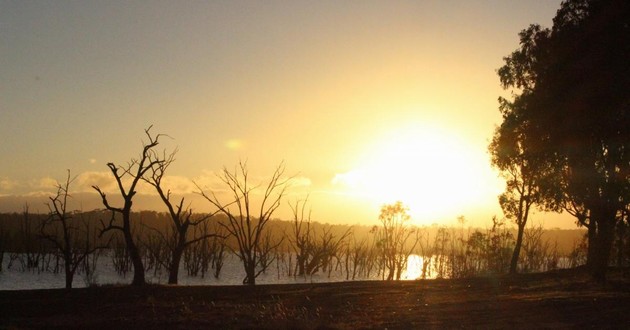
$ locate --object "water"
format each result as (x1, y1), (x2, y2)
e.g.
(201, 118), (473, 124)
(1, 252), (419, 290)
(0, 252), (571, 290)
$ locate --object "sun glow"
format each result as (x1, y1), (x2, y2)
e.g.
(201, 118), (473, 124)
(334, 123), (493, 223)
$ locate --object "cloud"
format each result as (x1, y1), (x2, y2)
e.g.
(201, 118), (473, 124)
(75, 171), (118, 193)
(73, 171), (166, 196)
(0, 177), (19, 192)
(32, 177), (58, 190)
(159, 175), (197, 195)
(288, 176), (312, 189)
(191, 170), (229, 193)
(0, 176), (58, 198)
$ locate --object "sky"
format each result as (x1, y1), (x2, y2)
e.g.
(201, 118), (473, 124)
(0, 0), (572, 228)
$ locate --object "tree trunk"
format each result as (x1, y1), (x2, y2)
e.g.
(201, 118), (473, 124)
(510, 224), (526, 274)
(124, 225), (145, 286)
(169, 246), (184, 284)
(64, 254), (73, 289)
(296, 254), (305, 276)
(243, 259), (256, 285)
(590, 207), (616, 282)
(65, 271), (74, 289)
(586, 223), (596, 268)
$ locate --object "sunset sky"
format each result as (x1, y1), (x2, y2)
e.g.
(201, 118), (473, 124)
(0, 1), (571, 227)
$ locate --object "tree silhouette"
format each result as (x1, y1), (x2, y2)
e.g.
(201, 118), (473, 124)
(374, 201), (419, 280)
(93, 126), (166, 286)
(497, 0), (629, 280)
(489, 99), (550, 274)
(40, 170), (109, 289)
(143, 148), (223, 284)
(287, 197), (351, 277)
(196, 161), (289, 285)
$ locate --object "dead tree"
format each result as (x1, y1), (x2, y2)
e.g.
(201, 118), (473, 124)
(196, 161), (289, 285)
(40, 170), (109, 289)
(92, 126), (165, 286)
(143, 148), (223, 284)
(288, 197), (313, 276)
(288, 197), (351, 276)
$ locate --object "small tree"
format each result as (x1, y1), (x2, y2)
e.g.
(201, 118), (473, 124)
(196, 161), (289, 285)
(375, 201), (419, 280)
(93, 126), (166, 286)
(40, 170), (109, 289)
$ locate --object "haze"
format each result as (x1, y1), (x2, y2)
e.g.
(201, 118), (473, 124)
(0, 1), (571, 227)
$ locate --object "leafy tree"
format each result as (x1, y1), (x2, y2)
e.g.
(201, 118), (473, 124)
(489, 99), (549, 274)
(497, 0), (629, 280)
(374, 201), (419, 280)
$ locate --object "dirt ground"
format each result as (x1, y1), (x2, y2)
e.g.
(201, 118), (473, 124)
(1, 268), (629, 329)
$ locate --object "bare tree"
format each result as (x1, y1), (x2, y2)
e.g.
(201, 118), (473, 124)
(287, 197), (351, 277)
(196, 161), (289, 285)
(40, 170), (109, 289)
(143, 148), (223, 284)
(288, 197), (313, 276)
(92, 126), (166, 286)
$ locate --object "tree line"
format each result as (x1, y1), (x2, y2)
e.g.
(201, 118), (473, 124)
(0, 201), (593, 289)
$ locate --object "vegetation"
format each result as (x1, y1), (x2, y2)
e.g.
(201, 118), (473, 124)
(286, 197), (352, 278)
(92, 127), (167, 286)
(0, 206), (593, 288)
(196, 161), (290, 285)
(1, 0), (628, 290)
(143, 147), (222, 284)
(40, 171), (109, 289)
(373, 202), (418, 280)
(495, 0), (629, 281)
(2, 2), (629, 329)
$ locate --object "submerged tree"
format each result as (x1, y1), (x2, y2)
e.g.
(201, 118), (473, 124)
(93, 126), (167, 286)
(40, 170), (109, 289)
(497, 0), (629, 280)
(374, 201), (419, 280)
(196, 161), (290, 285)
(288, 197), (313, 276)
(143, 148), (222, 284)
(287, 197), (351, 277)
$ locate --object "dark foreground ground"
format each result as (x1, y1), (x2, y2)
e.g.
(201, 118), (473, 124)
(1, 268), (630, 329)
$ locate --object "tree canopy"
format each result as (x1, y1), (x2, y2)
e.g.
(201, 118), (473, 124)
(496, 0), (629, 280)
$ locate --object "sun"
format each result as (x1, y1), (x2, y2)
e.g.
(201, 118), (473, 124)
(334, 123), (492, 223)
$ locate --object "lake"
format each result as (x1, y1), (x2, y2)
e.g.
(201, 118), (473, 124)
(0, 252), (430, 290)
